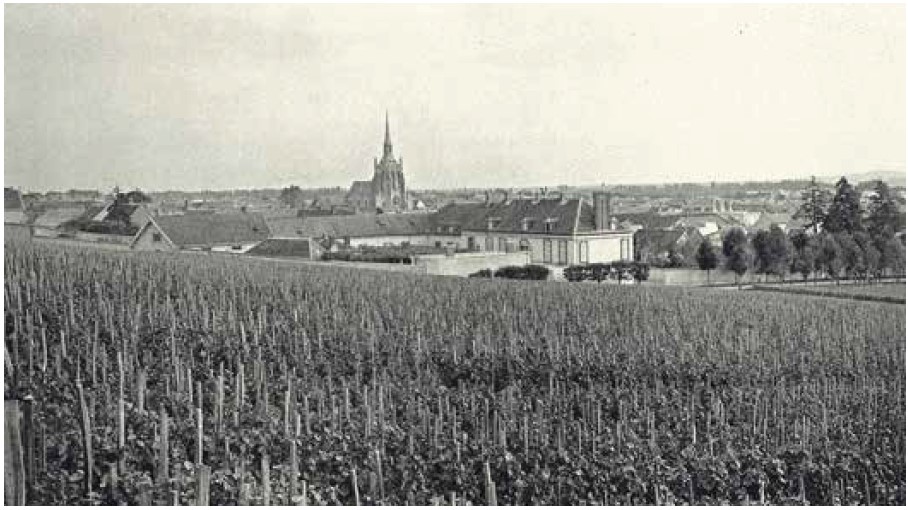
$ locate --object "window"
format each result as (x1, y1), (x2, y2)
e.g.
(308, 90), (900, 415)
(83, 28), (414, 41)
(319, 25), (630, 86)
(519, 239), (530, 252)
(521, 218), (535, 231)
(498, 237), (507, 252)
(543, 239), (553, 263)
(152, 233), (162, 243)
(579, 241), (589, 264)
(487, 218), (501, 230)
(485, 237), (494, 252)
(557, 240), (568, 265)
(435, 241), (442, 248)
(467, 237), (477, 251)
(232, 245), (243, 251)
(544, 220), (556, 233)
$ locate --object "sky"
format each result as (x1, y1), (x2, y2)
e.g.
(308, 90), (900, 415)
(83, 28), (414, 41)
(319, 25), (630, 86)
(4, 4), (905, 192)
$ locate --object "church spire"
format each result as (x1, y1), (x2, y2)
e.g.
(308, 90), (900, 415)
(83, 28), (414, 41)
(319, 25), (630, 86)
(383, 111), (393, 159)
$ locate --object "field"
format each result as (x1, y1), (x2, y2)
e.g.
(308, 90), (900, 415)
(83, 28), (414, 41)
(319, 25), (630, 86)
(4, 239), (906, 505)
(752, 282), (906, 304)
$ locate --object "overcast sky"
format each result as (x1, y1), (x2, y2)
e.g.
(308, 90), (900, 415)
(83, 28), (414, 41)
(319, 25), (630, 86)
(5, 4), (905, 192)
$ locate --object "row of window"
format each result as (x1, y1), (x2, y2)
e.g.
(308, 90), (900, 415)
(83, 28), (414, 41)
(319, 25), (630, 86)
(469, 236), (593, 265)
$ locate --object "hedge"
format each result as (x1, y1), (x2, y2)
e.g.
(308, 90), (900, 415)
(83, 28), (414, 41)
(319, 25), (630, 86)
(563, 261), (650, 283)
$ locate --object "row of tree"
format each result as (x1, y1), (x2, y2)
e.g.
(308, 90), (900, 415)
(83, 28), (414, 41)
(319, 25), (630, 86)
(696, 178), (905, 284)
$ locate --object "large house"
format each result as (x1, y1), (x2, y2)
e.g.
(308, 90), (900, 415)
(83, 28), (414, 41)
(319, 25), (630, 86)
(131, 213), (270, 253)
(433, 193), (633, 265)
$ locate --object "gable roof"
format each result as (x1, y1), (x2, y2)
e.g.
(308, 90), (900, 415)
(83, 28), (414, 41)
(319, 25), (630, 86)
(33, 207), (86, 229)
(433, 198), (615, 235)
(148, 213), (270, 247)
(634, 227), (704, 254)
(751, 212), (794, 231)
(267, 213), (433, 239)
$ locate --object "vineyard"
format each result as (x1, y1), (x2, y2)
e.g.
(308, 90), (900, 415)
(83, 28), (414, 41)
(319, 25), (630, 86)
(4, 239), (906, 505)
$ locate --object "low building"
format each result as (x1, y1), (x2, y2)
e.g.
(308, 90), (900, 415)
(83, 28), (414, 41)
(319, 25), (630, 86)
(32, 207), (86, 238)
(131, 213), (270, 252)
(267, 213), (442, 255)
(634, 228), (704, 267)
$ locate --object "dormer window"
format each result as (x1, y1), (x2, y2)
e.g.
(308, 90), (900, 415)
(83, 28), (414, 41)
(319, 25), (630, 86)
(544, 218), (557, 233)
(521, 218), (535, 232)
(487, 218), (501, 230)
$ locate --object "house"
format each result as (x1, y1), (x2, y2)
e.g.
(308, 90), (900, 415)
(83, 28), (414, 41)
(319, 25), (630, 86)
(634, 228), (704, 267)
(750, 212), (795, 233)
(32, 207), (86, 238)
(131, 213), (270, 252)
(4, 188), (28, 226)
(433, 192), (634, 266)
(611, 212), (681, 232)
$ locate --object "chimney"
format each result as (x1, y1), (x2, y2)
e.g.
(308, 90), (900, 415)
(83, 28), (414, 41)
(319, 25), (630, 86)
(594, 192), (612, 231)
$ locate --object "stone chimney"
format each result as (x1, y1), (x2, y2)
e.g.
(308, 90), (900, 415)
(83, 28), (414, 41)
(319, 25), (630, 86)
(594, 192), (612, 231)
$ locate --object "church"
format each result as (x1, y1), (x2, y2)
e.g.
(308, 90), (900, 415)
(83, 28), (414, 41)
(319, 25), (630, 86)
(346, 113), (408, 212)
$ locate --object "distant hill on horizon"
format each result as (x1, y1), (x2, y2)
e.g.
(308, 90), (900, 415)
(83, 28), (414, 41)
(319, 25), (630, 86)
(820, 170), (905, 187)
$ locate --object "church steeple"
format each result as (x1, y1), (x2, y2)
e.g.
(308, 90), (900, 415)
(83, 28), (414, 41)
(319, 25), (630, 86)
(383, 111), (394, 160)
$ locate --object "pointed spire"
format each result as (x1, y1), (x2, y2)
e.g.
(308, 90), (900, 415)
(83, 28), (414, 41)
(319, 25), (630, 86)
(382, 110), (394, 160)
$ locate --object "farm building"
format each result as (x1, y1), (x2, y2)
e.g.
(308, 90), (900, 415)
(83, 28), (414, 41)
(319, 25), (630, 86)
(266, 213), (445, 253)
(5, 187), (32, 239)
(31, 207), (86, 238)
(131, 213), (270, 253)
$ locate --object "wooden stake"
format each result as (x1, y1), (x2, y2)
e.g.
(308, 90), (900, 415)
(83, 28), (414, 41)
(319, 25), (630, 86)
(196, 465), (210, 506)
(262, 452), (271, 505)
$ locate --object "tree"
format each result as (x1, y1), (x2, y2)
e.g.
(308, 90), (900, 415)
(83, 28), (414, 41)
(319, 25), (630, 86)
(866, 180), (904, 238)
(835, 233), (864, 280)
(722, 227), (752, 287)
(279, 186), (306, 208)
(752, 226), (794, 282)
(794, 176), (832, 234)
(823, 177), (863, 234)
(880, 236), (906, 276)
(766, 225), (793, 281)
(815, 233), (843, 283)
(853, 231), (880, 281)
(695, 239), (719, 284)
(789, 230), (817, 281)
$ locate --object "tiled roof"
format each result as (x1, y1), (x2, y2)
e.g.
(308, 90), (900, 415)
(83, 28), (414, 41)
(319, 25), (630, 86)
(267, 213), (433, 239)
(33, 208), (86, 229)
(151, 213), (270, 247)
(433, 198), (604, 235)
(612, 212), (681, 230)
